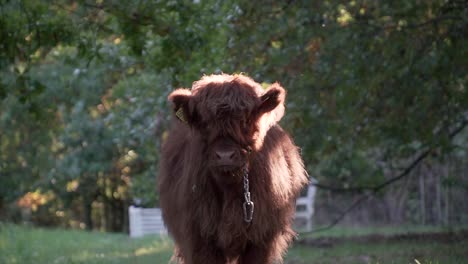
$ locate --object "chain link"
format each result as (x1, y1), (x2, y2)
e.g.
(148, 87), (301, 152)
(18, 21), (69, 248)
(243, 165), (254, 223)
(243, 167), (250, 193)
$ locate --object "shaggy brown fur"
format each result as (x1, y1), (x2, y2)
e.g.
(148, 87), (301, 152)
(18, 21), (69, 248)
(158, 74), (308, 264)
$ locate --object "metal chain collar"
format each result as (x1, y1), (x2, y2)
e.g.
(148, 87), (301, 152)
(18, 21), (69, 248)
(242, 166), (254, 223)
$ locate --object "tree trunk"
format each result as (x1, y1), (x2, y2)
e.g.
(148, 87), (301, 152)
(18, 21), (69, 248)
(0, 196), (4, 220)
(444, 155), (454, 226)
(435, 163), (442, 225)
(83, 198), (93, 231)
(104, 196), (109, 232)
(385, 172), (411, 225)
(419, 165), (426, 225)
(122, 199), (129, 234)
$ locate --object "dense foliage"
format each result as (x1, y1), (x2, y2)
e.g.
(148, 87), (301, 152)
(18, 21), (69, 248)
(0, 0), (466, 231)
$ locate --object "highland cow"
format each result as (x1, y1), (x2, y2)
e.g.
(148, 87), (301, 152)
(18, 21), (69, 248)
(158, 74), (308, 264)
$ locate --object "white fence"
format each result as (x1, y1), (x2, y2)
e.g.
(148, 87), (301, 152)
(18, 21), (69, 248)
(294, 179), (317, 231)
(128, 206), (167, 238)
(129, 180), (317, 237)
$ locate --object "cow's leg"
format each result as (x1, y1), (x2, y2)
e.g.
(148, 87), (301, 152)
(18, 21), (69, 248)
(238, 243), (275, 264)
(169, 245), (184, 264)
(183, 240), (226, 264)
(239, 231), (293, 264)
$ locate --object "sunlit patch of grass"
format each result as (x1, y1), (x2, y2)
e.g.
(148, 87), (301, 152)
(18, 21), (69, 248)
(134, 240), (174, 257)
(0, 223), (173, 264)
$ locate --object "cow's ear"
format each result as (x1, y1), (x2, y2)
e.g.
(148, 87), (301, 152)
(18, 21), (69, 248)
(257, 83), (286, 121)
(168, 89), (193, 124)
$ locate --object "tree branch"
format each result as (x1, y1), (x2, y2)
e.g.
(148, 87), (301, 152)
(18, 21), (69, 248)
(300, 119), (467, 236)
(313, 118), (467, 193)
(300, 194), (371, 234)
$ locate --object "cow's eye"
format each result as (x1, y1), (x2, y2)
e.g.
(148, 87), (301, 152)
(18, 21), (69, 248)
(246, 146), (252, 155)
(240, 146), (252, 157)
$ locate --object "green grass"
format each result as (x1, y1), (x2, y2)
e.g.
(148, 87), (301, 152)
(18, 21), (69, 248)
(288, 239), (467, 264)
(298, 224), (467, 238)
(290, 225), (468, 264)
(0, 223), (173, 263)
(1, 223), (466, 264)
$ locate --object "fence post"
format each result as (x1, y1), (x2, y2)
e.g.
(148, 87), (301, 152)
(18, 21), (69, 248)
(306, 179), (317, 231)
(129, 206), (143, 238)
(295, 178), (317, 232)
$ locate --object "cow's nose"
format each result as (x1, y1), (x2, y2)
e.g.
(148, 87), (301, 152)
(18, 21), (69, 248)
(215, 150), (236, 163)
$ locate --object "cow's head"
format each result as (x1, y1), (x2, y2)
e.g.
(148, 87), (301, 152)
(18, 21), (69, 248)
(168, 74), (285, 184)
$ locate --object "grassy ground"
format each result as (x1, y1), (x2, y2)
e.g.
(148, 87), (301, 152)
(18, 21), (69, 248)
(290, 225), (468, 264)
(0, 223), (466, 264)
(0, 224), (173, 263)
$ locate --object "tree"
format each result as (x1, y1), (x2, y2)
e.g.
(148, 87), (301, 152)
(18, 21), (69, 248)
(1, 0), (466, 230)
